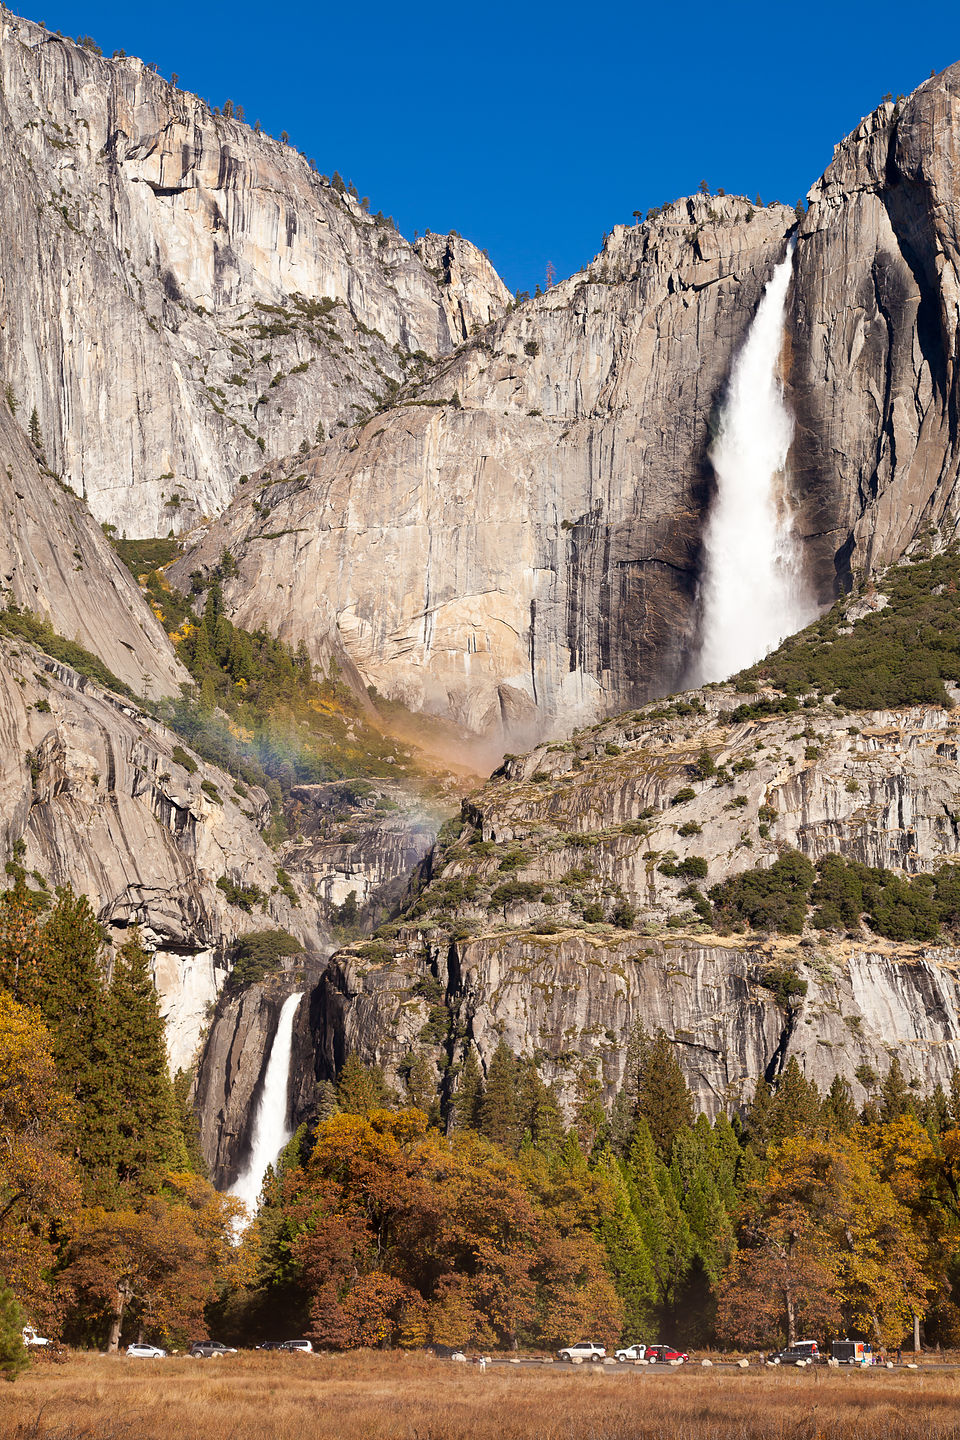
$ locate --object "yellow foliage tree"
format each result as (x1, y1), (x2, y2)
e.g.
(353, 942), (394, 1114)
(0, 993), (79, 1331)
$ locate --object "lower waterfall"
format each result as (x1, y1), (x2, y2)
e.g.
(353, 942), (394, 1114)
(228, 991), (303, 1224)
(692, 241), (818, 684)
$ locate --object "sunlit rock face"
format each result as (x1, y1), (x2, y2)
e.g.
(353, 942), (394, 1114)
(171, 68), (960, 747)
(0, 9), (508, 536)
(172, 197), (796, 746)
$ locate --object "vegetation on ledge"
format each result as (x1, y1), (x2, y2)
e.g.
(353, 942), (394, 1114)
(736, 545), (960, 710)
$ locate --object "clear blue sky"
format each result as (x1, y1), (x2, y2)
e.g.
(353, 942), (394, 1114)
(12, 0), (960, 293)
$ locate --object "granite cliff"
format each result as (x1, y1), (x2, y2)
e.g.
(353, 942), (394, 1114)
(0, 8), (508, 535)
(6, 10), (960, 1180)
(173, 64), (960, 748)
(298, 682), (960, 1124)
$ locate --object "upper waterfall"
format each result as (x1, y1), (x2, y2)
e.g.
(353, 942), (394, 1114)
(229, 991), (303, 1225)
(691, 241), (818, 685)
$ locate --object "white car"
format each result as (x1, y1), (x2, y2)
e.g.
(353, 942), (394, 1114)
(280, 1339), (313, 1353)
(615, 1343), (649, 1362)
(21, 1326), (51, 1348)
(558, 1341), (606, 1362)
(127, 1343), (167, 1359)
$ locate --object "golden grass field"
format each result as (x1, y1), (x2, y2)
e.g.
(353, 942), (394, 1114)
(3, 1351), (960, 1440)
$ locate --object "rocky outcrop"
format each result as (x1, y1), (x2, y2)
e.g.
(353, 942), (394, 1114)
(0, 636), (324, 1070)
(790, 71), (960, 585)
(0, 9), (508, 535)
(292, 678), (960, 1118)
(0, 400), (184, 696)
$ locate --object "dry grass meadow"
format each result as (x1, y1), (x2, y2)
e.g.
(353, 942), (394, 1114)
(2, 1351), (960, 1440)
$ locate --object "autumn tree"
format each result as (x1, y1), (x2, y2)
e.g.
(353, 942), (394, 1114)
(65, 1174), (246, 1350)
(0, 993), (80, 1331)
(718, 1133), (928, 1348)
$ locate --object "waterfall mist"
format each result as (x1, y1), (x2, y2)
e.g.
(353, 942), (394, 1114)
(691, 243), (818, 685)
(229, 991), (303, 1226)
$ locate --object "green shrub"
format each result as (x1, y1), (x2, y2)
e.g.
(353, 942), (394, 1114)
(661, 855), (709, 880)
(671, 787), (696, 805)
(489, 880), (543, 908)
(710, 850), (816, 934)
(229, 928), (304, 987)
(171, 745), (198, 775)
(736, 545), (960, 710)
(612, 900), (637, 929)
(217, 876), (267, 912)
(759, 964), (808, 1010)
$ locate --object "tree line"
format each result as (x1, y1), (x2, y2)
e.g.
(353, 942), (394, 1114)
(5, 873), (960, 1368)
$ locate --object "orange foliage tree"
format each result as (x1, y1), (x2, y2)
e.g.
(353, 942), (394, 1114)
(286, 1109), (622, 1350)
(0, 992), (80, 1332)
(64, 1174), (247, 1350)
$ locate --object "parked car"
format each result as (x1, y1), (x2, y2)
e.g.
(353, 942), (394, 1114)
(126, 1343), (167, 1359)
(255, 1341), (285, 1351)
(21, 1326), (51, 1348)
(558, 1341), (606, 1362)
(646, 1345), (689, 1364)
(189, 1340), (238, 1358)
(615, 1343), (649, 1362)
(772, 1340), (822, 1366)
(280, 1339), (313, 1353)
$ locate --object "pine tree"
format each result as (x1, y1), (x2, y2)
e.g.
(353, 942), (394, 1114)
(923, 1082), (950, 1139)
(635, 1031), (695, 1158)
(767, 1058), (822, 1143)
(0, 1284), (27, 1382)
(824, 1075), (858, 1133)
(879, 1056), (913, 1122)
(336, 1054), (392, 1114)
(172, 1068), (208, 1177)
(516, 1060), (564, 1155)
(28, 407), (43, 454)
(402, 1049), (436, 1117)
(478, 1041), (521, 1153)
(102, 931), (187, 1196)
(593, 1149), (658, 1335)
(39, 888), (117, 1185)
(949, 1066), (960, 1126)
(625, 1118), (692, 1309)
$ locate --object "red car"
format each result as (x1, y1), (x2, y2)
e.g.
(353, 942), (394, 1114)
(646, 1345), (689, 1364)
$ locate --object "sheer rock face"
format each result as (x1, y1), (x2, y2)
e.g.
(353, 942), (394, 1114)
(171, 198), (795, 746)
(293, 692), (960, 1120)
(0, 402), (184, 696)
(0, 638), (323, 1070)
(0, 10), (507, 536)
(789, 67), (960, 586)
(172, 63), (960, 748)
(309, 931), (960, 1119)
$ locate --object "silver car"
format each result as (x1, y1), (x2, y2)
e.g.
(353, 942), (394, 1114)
(126, 1343), (167, 1358)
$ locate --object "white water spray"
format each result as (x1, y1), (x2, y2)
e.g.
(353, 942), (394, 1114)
(692, 243), (818, 684)
(229, 991), (303, 1226)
